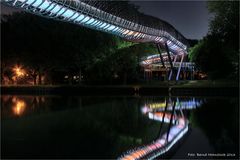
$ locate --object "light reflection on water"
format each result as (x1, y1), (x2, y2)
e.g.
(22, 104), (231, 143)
(12, 98), (26, 116)
(1, 95), (239, 159)
(119, 97), (203, 160)
(1, 95), (46, 118)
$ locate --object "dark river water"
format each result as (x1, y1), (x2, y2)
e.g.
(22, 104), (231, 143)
(1, 95), (239, 159)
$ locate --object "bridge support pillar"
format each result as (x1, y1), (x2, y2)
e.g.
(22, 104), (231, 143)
(164, 43), (174, 81)
(176, 54), (185, 80)
(169, 55), (177, 80)
(156, 43), (165, 68)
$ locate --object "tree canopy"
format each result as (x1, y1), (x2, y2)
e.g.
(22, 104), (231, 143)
(189, 1), (239, 80)
(1, 12), (156, 85)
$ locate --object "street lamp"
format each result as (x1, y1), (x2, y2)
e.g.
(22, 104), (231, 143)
(13, 66), (25, 77)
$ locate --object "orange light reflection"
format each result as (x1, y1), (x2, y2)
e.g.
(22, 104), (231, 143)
(12, 99), (26, 116)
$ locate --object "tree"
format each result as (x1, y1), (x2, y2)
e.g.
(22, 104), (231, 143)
(189, 1), (239, 80)
(208, 1), (239, 63)
(111, 43), (157, 84)
(1, 13), (118, 85)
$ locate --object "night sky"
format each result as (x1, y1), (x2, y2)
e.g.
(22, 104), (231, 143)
(131, 1), (211, 39)
(1, 1), (211, 39)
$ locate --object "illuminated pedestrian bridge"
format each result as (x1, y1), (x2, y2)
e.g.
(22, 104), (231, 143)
(2, 0), (188, 52)
(2, 0), (191, 80)
(141, 53), (195, 80)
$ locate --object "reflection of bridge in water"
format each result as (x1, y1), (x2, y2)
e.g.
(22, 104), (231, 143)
(3, 0), (191, 81)
(118, 98), (203, 160)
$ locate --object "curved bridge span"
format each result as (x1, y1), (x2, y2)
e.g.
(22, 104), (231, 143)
(2, 0), (188, 53)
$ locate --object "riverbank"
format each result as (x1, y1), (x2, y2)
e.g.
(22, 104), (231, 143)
(1, 80), (238, 96)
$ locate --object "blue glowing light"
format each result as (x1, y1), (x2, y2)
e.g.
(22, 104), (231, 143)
(85, 18), (95, 25)
(80, 16), (90, 23)
(50, 5), (61, 14)
(5, 0), (188, 54)
(75, 14), (85, 22)
(106, 25), (117, 31)
(61, 9), (75, 18)
(99, 22), (107, 28)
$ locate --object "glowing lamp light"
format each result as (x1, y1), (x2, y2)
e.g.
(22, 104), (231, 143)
(141, 106), (149, 114)
(149, 102), (166, 109)
(13, 66), (25, 77)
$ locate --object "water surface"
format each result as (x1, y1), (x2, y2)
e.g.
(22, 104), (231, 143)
(1, 95), (239, 159)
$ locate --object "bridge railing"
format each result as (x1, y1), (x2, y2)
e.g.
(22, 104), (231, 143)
(145, 62), (195, 70)
(2, 0), (188, 52)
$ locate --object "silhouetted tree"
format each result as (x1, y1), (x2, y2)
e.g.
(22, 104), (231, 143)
(189, 1), (239, 80)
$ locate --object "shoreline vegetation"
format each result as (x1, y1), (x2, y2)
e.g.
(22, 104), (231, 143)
(1, 80), (238, 96)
